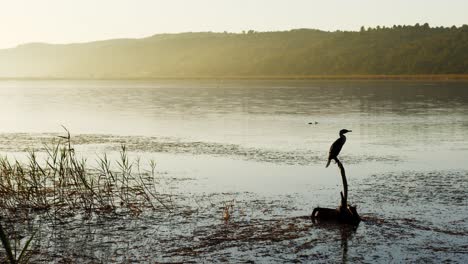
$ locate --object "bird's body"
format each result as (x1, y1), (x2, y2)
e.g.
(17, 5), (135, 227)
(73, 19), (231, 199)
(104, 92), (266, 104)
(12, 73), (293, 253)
(326, 129), (351, 168)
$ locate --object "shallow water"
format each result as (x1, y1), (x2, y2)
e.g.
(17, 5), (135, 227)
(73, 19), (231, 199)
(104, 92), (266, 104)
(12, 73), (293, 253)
(0, 80), (467, 262)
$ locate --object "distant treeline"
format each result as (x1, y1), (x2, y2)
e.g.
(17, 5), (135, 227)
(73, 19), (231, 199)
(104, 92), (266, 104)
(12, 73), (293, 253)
(1, 24), (468, 79)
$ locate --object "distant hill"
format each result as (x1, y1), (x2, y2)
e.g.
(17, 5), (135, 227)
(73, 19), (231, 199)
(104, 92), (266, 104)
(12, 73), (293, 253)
(1, 24), (468, 79)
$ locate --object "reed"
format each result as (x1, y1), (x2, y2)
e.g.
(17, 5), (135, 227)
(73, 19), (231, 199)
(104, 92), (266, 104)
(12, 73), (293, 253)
(0, 129), (170, 218)
(0, 222), (34, 264)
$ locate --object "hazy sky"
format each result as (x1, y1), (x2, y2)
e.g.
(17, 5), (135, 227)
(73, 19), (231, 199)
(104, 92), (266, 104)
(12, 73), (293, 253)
(1, 0), (467, 49)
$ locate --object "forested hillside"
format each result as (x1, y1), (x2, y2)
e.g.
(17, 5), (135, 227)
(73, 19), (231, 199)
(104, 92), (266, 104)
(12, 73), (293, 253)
(1, 24), (467, 78)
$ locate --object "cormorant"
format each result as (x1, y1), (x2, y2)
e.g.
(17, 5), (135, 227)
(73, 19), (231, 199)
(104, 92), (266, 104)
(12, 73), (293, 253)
(325, 129), (352, 168)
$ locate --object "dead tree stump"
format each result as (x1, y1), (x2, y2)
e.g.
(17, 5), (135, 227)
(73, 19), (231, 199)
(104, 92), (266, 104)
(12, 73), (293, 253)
(311, 158), (361, 225)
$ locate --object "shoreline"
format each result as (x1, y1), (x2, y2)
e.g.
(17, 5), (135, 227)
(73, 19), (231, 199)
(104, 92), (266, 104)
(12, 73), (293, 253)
(1, 74), (468, 81)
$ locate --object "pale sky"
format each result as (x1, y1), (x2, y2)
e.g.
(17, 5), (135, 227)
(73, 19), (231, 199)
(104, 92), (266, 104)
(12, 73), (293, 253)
(0, 0), (467, 49)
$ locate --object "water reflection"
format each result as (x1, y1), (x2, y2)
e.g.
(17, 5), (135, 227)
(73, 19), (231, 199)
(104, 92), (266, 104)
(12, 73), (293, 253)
(340, 224), (357, 264)
(310, 220), (359, 264)
(0, 80), (467, 163)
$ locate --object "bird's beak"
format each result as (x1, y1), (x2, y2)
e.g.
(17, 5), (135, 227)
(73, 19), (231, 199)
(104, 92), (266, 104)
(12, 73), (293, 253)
(348, 130), (352, 133)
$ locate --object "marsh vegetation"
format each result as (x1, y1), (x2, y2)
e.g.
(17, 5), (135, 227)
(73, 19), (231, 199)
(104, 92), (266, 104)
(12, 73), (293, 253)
(0, 128), (169, 219)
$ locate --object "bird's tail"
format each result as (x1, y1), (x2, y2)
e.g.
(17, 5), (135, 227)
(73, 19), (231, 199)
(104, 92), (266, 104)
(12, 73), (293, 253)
(325, 159), (331, 168)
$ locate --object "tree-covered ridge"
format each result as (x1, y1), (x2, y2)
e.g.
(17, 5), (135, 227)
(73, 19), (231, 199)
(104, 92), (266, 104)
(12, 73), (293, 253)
(1, 24), (468, 78)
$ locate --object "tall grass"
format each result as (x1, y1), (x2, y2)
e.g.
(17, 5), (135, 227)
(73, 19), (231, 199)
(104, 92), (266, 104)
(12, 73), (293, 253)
(0, 222), (34, 264)
(0, 128), (169, 218)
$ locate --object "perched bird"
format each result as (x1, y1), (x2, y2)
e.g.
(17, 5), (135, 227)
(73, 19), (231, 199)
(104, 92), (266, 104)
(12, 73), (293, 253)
(326, 129), (352, 168)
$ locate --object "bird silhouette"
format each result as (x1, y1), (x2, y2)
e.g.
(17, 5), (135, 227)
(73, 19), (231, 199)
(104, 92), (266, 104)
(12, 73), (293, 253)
(326, 129), (352, 168)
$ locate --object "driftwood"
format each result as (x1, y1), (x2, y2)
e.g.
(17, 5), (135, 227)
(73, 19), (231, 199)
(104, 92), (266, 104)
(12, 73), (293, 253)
(311, 158), (361, 224)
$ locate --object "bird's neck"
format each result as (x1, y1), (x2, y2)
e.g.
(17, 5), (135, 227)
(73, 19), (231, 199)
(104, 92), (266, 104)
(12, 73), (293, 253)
(339, 133), (346, 139)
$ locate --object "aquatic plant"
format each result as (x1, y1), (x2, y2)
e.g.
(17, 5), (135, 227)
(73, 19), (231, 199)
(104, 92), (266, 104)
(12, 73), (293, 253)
(222, 199), (235, 222)
(0, 128), (170, 218)
(0, 222), (34, 264)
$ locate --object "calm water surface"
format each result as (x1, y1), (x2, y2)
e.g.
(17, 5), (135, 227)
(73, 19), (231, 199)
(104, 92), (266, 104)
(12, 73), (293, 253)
(0, 80), (467, 262)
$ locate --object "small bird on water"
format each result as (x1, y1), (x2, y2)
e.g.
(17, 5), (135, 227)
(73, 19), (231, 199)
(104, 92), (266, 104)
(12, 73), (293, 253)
(326, 129), (352, 168)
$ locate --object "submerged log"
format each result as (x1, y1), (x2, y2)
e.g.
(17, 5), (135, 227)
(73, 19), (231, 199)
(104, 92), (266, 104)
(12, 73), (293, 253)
(311, 204), (360, 225)
(311, 158), (361, 224)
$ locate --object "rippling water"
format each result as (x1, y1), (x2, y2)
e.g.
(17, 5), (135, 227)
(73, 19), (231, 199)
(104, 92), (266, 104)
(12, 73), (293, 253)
(0, 80), (467, 262)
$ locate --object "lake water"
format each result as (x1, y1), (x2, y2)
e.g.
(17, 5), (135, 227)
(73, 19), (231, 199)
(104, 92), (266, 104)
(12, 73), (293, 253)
(0, 80), (467, 262)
